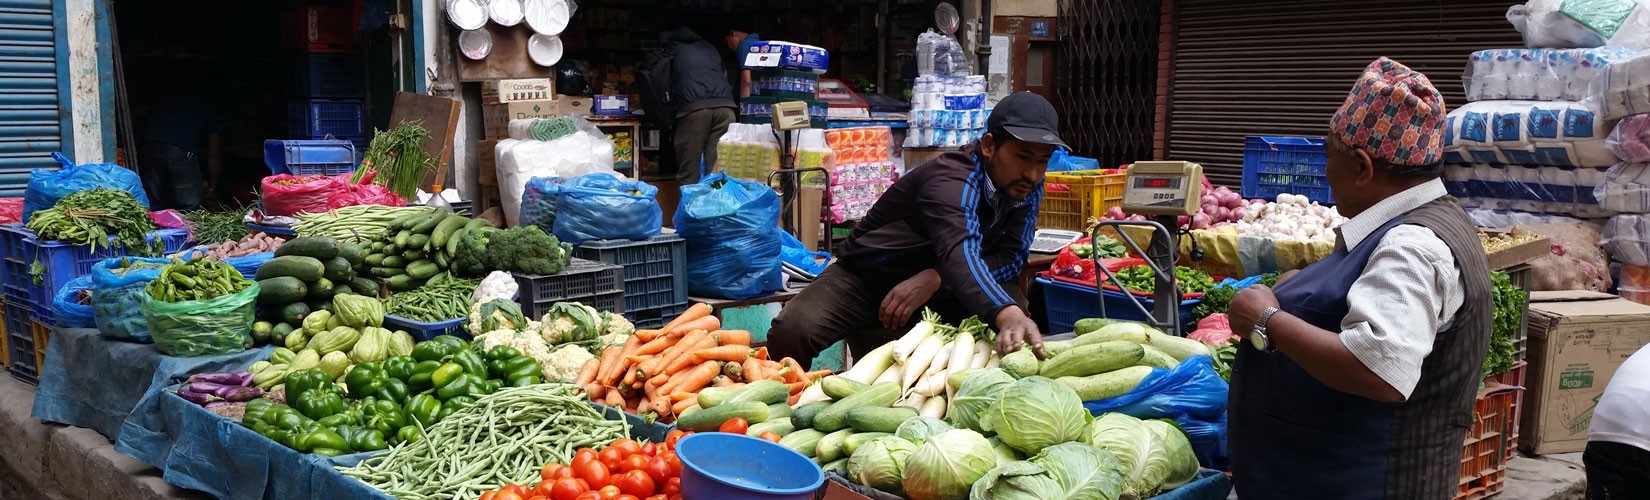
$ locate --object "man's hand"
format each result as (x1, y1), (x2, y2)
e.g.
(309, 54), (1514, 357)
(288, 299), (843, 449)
(1227, 285), (1282, 341)
(994, 306), (1044, 358)
(880, 269), (941, 329)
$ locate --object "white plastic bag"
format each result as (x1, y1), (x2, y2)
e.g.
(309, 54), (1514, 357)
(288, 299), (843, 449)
(1509, 0), (1650, 50)
(1462, 47), (1635, 102)
(495, 114), (617, 226)
(1584, 50), (1650, 121)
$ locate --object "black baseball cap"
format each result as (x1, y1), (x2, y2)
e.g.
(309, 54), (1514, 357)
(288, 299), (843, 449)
(987, 92), (1066, 148)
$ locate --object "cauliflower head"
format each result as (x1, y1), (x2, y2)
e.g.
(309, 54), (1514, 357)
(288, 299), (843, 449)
(541, 344), (596, 383)
(472, 329), (551, 361)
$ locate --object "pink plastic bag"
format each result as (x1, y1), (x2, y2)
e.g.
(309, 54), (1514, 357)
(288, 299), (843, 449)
(0, 197), (23, 224)
(261, 174), (338, 217)
(149, 209), (191, 230)
(327, 172), (408, 209)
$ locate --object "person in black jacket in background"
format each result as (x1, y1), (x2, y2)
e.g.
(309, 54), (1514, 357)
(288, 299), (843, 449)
(663, 27), (737, 184)
(767, 92), (1064, 364)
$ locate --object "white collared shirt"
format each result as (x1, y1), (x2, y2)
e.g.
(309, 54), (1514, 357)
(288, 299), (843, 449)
(1335, 178), (1463, 400)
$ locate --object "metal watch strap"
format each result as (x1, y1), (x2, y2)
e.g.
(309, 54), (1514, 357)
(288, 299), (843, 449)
(1254, 306), (1280, 352)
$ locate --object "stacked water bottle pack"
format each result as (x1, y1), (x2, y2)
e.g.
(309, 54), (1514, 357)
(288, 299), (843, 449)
(905, 75), (990, 148)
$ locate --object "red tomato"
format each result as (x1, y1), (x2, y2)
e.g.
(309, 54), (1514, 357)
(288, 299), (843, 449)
(574, 493), (602, 500)
(480, 492), (498, 500)
(549, 478), (587, 500)
(541, 463), (566, 482)
(757, 431), (781, 443)
(639, 442), (658, 457)
(527, 497), (547, 500)
(645, 496), (666, 500)
(619, 454), (650, 474)
(657, 452), (682, 477)
(504, 485), (533, 497)
(642, 457), (673, 484)
(494, 490), (525, 500)
(551, 466), (575, 480)
(608, 438), (643, 458)
(598, 448), (625, 470)
(575, 479), (590, 491)
(718, 417), (749, 434)
(614, 470), (657, 498)
(616, 496), (641, 500)
(661, 478), (681, 497)
(664, 430), (687, 450)
(573, 460), (612, 489)
(598, 485), (623, 499)
(572, 449), (598, 470)
(533, 480), (556, 497)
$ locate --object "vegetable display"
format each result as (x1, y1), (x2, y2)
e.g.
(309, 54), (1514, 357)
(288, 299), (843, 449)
(26, 187), (163, 257)
(255, 235), (373, 328)
(293, 204), (435, 244)
(470, 300), (633, 383)
(1105, 265), (1215, 295)
(1232, 194), (1346, 243)
(145, 258), (251, 302)
(1486, 270), (1527, 377)
(1088, 413), (1200, 498)
(355, 121), (436, 200)
(1067, 235), (1126, 259)
(182, 208), (251, 245)
(387, 275), (480, 322)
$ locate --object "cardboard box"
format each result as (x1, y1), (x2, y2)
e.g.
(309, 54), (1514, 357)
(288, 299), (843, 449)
(482, 99), (560, 139)
(481, 78), (556, 104)
(476, 139), (499, 187)
(559, 94), (593, 117)
(1521, 291), (1650, 455)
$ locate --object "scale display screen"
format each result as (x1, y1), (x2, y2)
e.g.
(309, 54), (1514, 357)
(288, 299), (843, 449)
(1133, 177), (1180, 189)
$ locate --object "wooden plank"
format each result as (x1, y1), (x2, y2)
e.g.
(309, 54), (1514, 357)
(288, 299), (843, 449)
(387, 92), (462, 191)
(457, 24), (557, 82)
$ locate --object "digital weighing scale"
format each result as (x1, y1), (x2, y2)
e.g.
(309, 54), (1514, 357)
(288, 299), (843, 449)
(1092, 161), (1204, 333)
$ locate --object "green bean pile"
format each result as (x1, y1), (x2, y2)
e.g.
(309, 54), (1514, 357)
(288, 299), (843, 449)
(337, 384), (631, 500)
(386, 276), (480, 322)
(293, 205), (433, 244)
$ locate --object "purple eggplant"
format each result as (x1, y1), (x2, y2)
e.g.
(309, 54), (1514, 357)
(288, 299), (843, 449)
(189, 371), (253, 387)
(187, 381), (254, 400)
(221, 386), (263, 403)
(204, 401), (229, 409)
(177, 387), (222, 406)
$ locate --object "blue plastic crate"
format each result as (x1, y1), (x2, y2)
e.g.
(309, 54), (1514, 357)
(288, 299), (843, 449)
(1241, 135), (1333, 205)
(628, 301), (690, 330)
(0, 224), (30, 299)
(21, 230), (176, 318)
(289, 53), (365, 98)
(5, 299), (35, 384)
(263, 139), (359, 176)
(514, 258), (624, 305)
(287, 99), (367, 139)
(1038, 276), (1199, 334)
(573, 234), (688, 309)
(383, 314), (467, 342)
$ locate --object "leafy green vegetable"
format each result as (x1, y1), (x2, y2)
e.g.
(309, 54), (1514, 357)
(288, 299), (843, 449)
(902, 429), (1000, 500)
(183, 209), (250, 244)
(27, 188), (162, 259)
(1485, 270), (1526, 377)
(946, 368), (1017, 434)
(1088, 413), (1160, 498)
(983, 376), (1089, 455)
(1109, 265), (1216, 295)
(1143, 420), (1200, 491)
(1193, 284), (1237, 320)
(1257, 272), (1280, 288)
(356, 121), (434, 199)
(895, 417), (955, 445)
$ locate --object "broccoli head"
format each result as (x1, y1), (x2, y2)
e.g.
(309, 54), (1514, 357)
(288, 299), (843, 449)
(453, 226), (497, 277)
(489, 225), (573, 275)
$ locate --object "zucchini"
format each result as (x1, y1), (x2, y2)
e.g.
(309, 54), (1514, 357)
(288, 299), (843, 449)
(430, 213), (469, 249)
(1058, 366), (1154, 401)
(408, 210), (446, 234)
(791, 400), (831, 429)
(1039, 341), (1147, 379)
(816, 428), (856, 463)
(369, 267), (405, 278)
(746, 419), (795, 438)
(845, 406), (919, 433)
(275, 236), (339, 260)
(407, 233), (431, 250)
(254, 256), (326, 281)
(820, 376), (869, 400)
(675, 400), (770, 432)
(380, 255), (407, 268)
(256, 277), (308, 305)
(386, 275), (424, 292)
(406, 260), (440, 280)
(337, 243), (364, 267)
(349, 277), (382, 297)
(813, 382), (900, 432)
(322, 256), (353, 282)
(306, 277), (335, 300)
(766, 403), (793, 421)
(842, 432), (892, 456)
(778, 429), (826, 458)
(364, 253), (387, 267)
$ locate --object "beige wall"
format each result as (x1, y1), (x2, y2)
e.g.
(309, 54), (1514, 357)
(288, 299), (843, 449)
(993, 0), (1057, 18)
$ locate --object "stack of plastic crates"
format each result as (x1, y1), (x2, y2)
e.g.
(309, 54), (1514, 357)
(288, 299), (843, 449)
(5, 298), (34, 383)
(1037, 170), (1126, 231)
(264, 139), (359, 177)
(572, 234), (690, 329)
(287, 99), (367, 146)
(1456, 383), (1523, 500)
(513, 258), (625, 319)
(1241, 136), (1333, 204)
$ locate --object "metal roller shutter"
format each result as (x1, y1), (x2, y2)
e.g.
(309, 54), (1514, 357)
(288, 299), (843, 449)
(1167, 0), (1524, 188)
(0, 0), (69, 196)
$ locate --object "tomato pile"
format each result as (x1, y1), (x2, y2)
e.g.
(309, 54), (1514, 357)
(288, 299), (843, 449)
(479, 430), (693, 500)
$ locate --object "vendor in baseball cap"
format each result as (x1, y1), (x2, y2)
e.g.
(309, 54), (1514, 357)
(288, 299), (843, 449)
(988, 91), (1068, 148)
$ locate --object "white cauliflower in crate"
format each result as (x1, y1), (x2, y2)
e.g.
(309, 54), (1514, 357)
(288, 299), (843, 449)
(540, 344), (597, 383)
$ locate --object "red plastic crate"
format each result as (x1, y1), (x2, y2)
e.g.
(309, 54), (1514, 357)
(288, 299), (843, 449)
(283, 4), (360, 53)
(1456, 384), (1521, 500)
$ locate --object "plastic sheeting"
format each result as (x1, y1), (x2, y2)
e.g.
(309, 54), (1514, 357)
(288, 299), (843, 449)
(549, 173), (662, 244)
(1609, 114), (1650, 162)
(675, 173), (783, 299)
(1509, 0), (1650, 50)
(30, 327), (272, 441)
(1464, 47), (1636, 103)
(1440, 163), (1614, 218)
(25, 152), (151, 221)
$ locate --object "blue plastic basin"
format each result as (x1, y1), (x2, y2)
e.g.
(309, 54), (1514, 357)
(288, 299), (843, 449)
(676, 432), (824, 500)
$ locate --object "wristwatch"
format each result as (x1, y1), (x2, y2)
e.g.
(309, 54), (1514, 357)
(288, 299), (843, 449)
(1250, 306), (1280, 352)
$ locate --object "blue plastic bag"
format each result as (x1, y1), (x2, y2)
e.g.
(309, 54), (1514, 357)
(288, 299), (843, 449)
(675, 173), (783, 299)
(552, 174), (662, 244)
(1083, 355), (1229, 468)
(25, 152), (150, 221)
(90, 257), (172, 343)
(224, 252), (274, 280)
(52, 276), (95, 328)
(519, 176), (567, 231)
(778, 230), (830, 276)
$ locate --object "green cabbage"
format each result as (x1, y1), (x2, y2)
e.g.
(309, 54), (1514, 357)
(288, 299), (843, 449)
(968, 461), (1063, 500)
(896, 417), (954, 444)
(970, 443), (1127, 500)
(902, 429), (999, 500)
(1143, 420), (1200, 491)
(987, 437), (1021, 466)
(1089, 413), (1163, 498)
(983, 376), (1090, 455)
(946, 368), (1016, 434)
(848, 436), (918, 494)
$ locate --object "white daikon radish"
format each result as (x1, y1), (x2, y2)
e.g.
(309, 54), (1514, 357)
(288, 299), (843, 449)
(873, 362), (903, 386)
(893, 310), (944, 363)
(969, 341), (993, 369)
(902, 333), (950, 388)
(945, 329), (976, 376)
(841, 342), (896, 384)
(916, 371), (949, 397)
(898, 392), (927, 410)
(985, 355), (1001, 368)
(920, 394), (947, 419)
(793, 382), (829, 406)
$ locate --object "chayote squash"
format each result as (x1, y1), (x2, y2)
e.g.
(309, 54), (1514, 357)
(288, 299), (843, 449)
(333, 294), (385, 328)
(309, 326), (362, 354)
(290, 348), (322, 371)
(270, 347), (297, 365)
(319, 351), (350, 380)
(302, 310), (333, 333)
(349, 327), (392, 364)
(388, 330), (415, 357)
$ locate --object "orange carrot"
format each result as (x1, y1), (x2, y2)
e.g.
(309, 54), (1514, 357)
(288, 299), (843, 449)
(762, 360), (786, 381)
(663, 336), (718, 375)
(671, 396), (699, 415)
(649, 374), (668, 388)
(804, 369), (833, 381)
(622, 365), (642, 388)
(662, 303), (713, 334)
(624, 353), (656, 365)
(743, 358), (765, 382)
(601, 336), (644, 386)
(631, 333), (678, 358)
(787, 392), (801, 405)
(785, 380), (810, 394)
(693, 345), (751, 362)
(753, 346), (770, 361)
(575, 359), (600, 386)
(782, 358), (808, 384)
(594, 346), (622, 386)
(644, 330), (705, 375)
(585, 384), (606, 400)
(711, 375), (736, 387)
(604, 389), (625, 408)
(662, 360), (721, 395)
(634, 329), (664, 342)
(670, 316), (721, 336)
(713, 330), (753, 346)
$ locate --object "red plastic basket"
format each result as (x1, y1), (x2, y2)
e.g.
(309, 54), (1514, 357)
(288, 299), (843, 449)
(1456, 383), (1521, 500)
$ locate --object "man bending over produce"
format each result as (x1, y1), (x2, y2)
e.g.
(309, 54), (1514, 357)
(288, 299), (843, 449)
(767, 92), (1062, 364)
(1224, 57), (1493, 499)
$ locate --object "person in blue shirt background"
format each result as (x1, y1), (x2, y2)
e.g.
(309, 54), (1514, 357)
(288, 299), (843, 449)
(724, 28), (761, 98)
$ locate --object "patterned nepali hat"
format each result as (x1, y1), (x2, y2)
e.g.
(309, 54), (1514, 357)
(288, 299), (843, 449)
(1330, 57), (1446, 167)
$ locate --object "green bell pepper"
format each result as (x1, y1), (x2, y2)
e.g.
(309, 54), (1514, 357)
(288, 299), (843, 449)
(311, 447), (349, 457)
(265, 429), (294, 449)
(294, 390), (347, 420)
(373, 378), (410, 404)
(405, 394), (443, 427)
(286, 368), (336, 399)
(430, 362), (465, 389)
(411, 341), (457, 363)
(396, 425), (424, 444)
(503, 356), (541, 379)
(345, 361), (387, 399)
(430, 335), (469, 352)
(248, 418), (273, 437)
(363, 399), (408, 436)
(447, 349), (488, 380)
(266, 405), (308, 431)
(439, 395), (477, 420)
(480, 377), (502, 394)
(383, 355), (418, 381)
(486, 345), (522, 362)
(294, 426), (349, 453)
(316, 413), (356, 428)
(337, 425), (389, 452)
(244, 398), (274, 424)
(435, 372), (481, 400)
(407, 360), (443, 391)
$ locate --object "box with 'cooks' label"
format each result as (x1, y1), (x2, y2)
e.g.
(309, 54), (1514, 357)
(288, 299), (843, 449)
(1521, 290), (1650, 455)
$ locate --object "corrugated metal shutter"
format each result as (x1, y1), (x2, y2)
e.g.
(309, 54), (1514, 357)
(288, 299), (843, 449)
(0, 0), (68, 196)
(1167, 0), (1525, 187)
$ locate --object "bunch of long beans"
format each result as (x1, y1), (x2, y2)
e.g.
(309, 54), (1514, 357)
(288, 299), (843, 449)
(292, 205), (433, 243)
(357, 121), (435, 199)
(337, 384), (631, 500)
(386, 276), (480, 322)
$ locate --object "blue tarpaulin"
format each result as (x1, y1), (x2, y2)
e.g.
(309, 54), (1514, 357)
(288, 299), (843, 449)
(30, 327), (271, 440)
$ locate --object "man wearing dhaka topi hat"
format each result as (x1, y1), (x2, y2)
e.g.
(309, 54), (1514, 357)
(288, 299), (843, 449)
(1223, 57), (1494, 499)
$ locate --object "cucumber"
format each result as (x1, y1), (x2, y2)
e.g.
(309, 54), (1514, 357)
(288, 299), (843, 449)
(1058, 366), (1154, 401)
(256, 277), (308, 304)
(367, 241), (388, 253)
(791, 400), (831, 429)
(275, 236), (339, 260)
(820, 376), (869, 400)
(778, 429), (826, 457)
(370, 267), (406, 278)
(813, 382), (900, 432)
(816, 428), (856, 463)
(698, 386), (735, 408)
(821, 458), (848, 474)
(746, 419), (795, 438)
(845, 406), (919, 433)
(406, 260), (440, 280)
(1039, 341), (1147, 379)
(255, 255), (325, 281)
(1072, 318), (1117, 336)
(387, 210), (428, 231)
(766, 403), (793, 421)
(364, 253), (387, 267)
(349, 277), (381, 296)
(729, 380), (791, 405)
(337, 243), (364, 267)
(676, 400), (771, 432)
(433, 251), (449, 270)
(430, 213), (469, 249)
(322, 256), (352, 282)
(402, 249), (426, 261)
(394, 230), (412, 248)
(380, 255), (407, 268)
(279, 302), (311, 325)
(407, 233), (431, 251)
(842, 432), (892, 456)
(386, 275), (424, 292)
(1000, 348), (1041, 378)
(305, 277), (335, 300)
(1138, 344), (1180, 369)
(408, 210), (446, 234)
